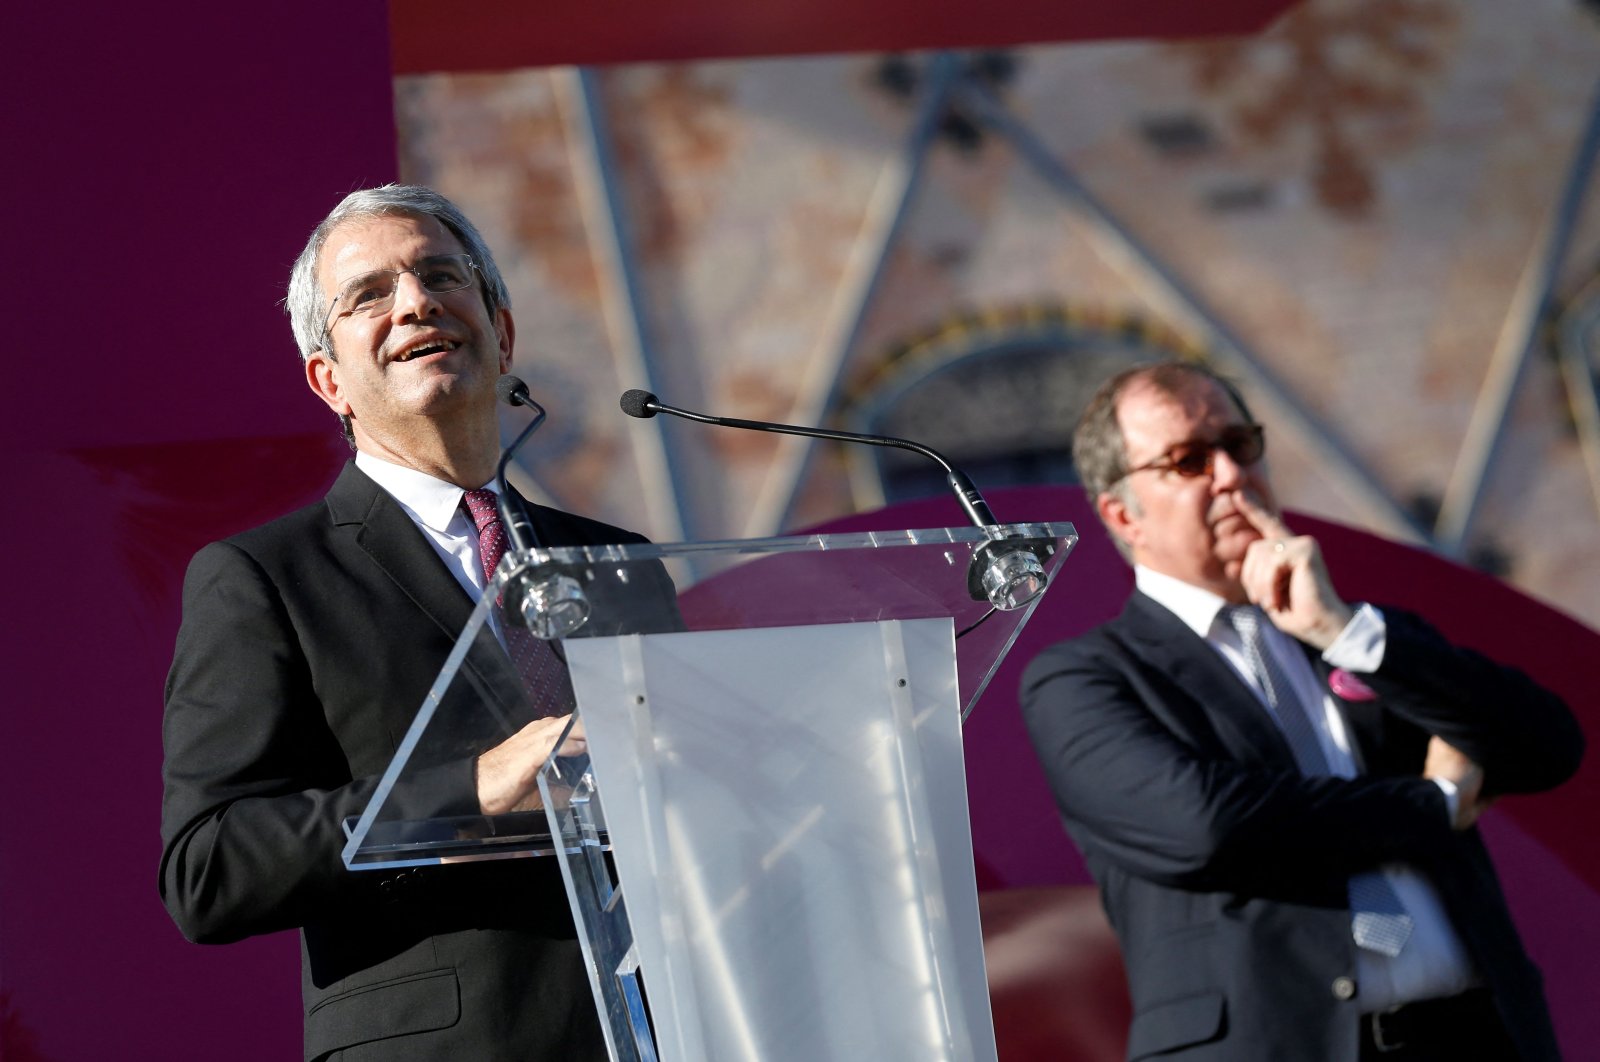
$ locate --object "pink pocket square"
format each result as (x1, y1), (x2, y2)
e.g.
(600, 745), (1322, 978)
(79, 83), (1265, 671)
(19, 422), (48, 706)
(1329, 668), (1378, 701)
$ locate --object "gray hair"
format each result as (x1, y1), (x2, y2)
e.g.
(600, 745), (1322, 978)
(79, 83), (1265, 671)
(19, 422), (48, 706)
(1072, 359), (1254, 559)
(285, 184), (512, 363)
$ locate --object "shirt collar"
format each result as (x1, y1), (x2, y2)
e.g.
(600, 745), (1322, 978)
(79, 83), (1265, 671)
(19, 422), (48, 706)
(354, 450), (498, 534)
(1134, 565), (1233, 640)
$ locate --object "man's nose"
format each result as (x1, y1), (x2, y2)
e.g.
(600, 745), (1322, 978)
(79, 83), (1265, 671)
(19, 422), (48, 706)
(1210, 447), (1246, 490)
(389, 272), (443, 322)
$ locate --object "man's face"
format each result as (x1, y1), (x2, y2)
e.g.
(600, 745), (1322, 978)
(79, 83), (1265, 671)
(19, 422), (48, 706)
(304, 213), (512, 452)
(1099, 376), (1276, 600)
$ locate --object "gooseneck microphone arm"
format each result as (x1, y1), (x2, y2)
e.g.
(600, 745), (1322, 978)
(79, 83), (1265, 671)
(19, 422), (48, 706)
(619, 389), (997, 528)
(494, 375), (547, 551)
(619, 386), (1052, 623)
(489, 376), (594, 639)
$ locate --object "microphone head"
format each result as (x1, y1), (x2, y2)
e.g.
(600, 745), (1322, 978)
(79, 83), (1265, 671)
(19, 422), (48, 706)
(619, 389), (659, 419)
(496, 375), (531, 407)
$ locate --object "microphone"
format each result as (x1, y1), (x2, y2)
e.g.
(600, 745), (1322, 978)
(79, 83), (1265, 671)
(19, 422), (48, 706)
(618, 389), (1049, 609)
(493, 376), (589, 638)
(620, 389), (999, 525)
(495, 375), (546, 554)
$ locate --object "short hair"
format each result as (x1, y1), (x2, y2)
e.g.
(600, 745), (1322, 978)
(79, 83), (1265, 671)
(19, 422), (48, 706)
(1072, 360), (1254, 557)
(285, 183), (511, 363)
(285, 184), (512, 445)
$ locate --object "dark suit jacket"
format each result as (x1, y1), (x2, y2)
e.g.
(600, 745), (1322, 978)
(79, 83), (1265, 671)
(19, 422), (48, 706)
(1020, 591), (1584, 1062)
(160, 462), (673, 1061)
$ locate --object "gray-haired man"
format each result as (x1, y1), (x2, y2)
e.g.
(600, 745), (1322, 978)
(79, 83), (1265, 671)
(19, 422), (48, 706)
(161, 186), (639, 1060)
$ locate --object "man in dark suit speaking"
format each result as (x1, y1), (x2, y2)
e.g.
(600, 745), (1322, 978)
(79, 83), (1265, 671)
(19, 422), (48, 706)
(1021, 361), (1583, 1061)
(160, 186), (646, 1060)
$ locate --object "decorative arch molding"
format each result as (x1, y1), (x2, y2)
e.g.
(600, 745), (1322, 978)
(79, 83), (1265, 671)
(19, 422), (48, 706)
(837, 302), (1209, 510)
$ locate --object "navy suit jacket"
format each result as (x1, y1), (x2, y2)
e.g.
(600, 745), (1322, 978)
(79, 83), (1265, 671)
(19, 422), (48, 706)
(1021, 590), (1583, 1062)
(160, 462), (673, 1061)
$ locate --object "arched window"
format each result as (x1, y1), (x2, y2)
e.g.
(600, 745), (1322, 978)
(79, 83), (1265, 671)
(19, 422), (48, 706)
(841, 304), (1203, 507)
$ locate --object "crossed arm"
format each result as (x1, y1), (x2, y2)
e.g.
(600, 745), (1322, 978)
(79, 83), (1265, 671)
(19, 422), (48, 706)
(1021, 609), (1581, 899)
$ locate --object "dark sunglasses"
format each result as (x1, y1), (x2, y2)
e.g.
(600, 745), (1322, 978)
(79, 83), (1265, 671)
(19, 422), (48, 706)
(1111, 423), (1266, 485)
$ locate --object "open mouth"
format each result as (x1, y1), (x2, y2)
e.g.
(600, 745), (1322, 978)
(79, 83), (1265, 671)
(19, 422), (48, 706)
(393, 339), (461, 363)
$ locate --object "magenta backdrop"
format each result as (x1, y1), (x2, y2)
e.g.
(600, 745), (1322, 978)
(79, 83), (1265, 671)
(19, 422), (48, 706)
(4, 3), (396, 1059)
(5, 5), (1596, 1061)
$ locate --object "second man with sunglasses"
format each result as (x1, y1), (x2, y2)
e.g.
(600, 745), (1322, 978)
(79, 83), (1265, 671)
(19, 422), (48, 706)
(1020, 360), (1581, 1061)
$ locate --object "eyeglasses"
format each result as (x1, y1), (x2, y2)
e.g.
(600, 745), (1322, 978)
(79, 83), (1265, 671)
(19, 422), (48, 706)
(322, 253), (479, 334)
(1111, 423), (1265, 485)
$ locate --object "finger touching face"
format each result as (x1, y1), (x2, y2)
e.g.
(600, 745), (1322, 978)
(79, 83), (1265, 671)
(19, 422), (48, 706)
(1232, 487), (1289, 541)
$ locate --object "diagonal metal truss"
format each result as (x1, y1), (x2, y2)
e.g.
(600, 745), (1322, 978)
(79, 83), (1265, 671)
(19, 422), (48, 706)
(1556, 276), (1600, 525)
(1434, 79), (1600, 555)
(559, 51), (1600, 558)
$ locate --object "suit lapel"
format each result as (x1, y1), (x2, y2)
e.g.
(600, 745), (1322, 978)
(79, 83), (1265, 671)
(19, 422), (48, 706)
(324, 463), (529, 729)
(1119, 592), (1298, 768)
(326, 463), (474, 639)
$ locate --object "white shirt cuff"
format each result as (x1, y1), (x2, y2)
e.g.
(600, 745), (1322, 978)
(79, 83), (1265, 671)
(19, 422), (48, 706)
(1431, 776), (1461, 825)
(1322, 603), (1386, 672)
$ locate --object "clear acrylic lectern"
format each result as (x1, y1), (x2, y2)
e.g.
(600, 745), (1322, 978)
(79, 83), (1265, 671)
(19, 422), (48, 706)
(342, 522), (1077, 1062)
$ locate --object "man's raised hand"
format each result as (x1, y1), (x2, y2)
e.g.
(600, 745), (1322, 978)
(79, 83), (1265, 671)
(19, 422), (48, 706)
(1234, 490), (1353, 650)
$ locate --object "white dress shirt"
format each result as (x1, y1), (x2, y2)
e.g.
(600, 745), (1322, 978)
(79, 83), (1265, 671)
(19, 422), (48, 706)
(355, 451), (499, 616)
(1135, 566), (1481, 1011)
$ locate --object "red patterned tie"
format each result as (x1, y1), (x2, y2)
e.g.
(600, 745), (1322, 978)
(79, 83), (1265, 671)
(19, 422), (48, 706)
(461, 489), (576, 720)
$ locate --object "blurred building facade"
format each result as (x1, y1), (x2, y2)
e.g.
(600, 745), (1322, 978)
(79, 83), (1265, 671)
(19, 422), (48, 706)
(397, 0), (1600, 630)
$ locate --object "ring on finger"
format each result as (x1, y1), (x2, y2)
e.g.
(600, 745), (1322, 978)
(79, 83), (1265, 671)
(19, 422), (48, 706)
(1272, 540), (1286, 554)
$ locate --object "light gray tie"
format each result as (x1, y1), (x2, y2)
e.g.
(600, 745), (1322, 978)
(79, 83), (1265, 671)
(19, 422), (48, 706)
(1221, 605), (1413, 957)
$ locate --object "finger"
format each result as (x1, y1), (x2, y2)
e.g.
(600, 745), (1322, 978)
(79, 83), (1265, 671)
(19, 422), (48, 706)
(1238, 538), (1268, 600)
(1239, 537), (1289, 611)
(552, 714), (587, 754)
(1233, 489), (1290, 541)
(1271, 556), (1292, 613)
(533, 713), (577, 735)
(1250, 543), (1291, 614)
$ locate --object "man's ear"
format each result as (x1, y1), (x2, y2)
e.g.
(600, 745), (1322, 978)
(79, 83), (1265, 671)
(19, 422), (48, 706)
(305, 351), (352, 416)
(495, 308), (515, 374)
(1097, 490), (1139, 553)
